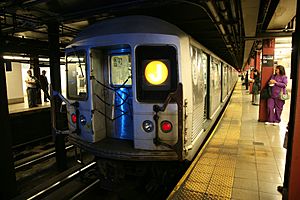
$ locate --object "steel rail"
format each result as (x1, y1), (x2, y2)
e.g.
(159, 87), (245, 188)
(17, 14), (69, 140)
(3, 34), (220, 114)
(15, 145), (74, 171)
(69, 179), (100, 200)
(27, 161), (97, 200)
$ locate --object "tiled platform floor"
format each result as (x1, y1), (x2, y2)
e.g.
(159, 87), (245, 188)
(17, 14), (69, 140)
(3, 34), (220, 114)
(170, 80), (290, 200)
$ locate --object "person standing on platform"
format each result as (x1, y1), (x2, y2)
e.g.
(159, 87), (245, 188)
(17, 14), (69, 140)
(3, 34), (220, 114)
(25, 70), (38, 108)
(252, 69), (261, 105)
(40, 70), (51, 102)
(265, 65), (288, 126)
(245, 71), (249, 90)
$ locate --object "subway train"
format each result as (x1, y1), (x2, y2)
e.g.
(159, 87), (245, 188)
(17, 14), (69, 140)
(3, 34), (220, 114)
(62, 15), (237, 178)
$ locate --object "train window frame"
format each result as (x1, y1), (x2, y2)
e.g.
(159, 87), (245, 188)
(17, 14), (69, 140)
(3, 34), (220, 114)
(109, 53), (132, 87)
(66, 50), (88, 101)
(135, 45), (178, 102)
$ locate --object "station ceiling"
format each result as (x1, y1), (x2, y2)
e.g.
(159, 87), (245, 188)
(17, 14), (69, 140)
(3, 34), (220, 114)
(0, 0), (296, 69)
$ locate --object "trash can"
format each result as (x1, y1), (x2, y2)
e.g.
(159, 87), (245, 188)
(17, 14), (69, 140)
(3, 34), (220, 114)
(253, 94), (260, 105)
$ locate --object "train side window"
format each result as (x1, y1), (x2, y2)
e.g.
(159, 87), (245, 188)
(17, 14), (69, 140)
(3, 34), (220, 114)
(110, 54), (132, 86)
(66, 51), (87, 100)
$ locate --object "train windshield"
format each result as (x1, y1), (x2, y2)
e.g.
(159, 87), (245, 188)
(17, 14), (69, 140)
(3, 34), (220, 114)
(66, 51), (87, 100)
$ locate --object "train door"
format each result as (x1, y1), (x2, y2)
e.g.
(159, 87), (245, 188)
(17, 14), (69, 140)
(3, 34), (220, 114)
(222, 64), (228, 102)
(108, 50), (133, 140)
(90, 47), (133, 141)
(201, 52), (208, 121)
(209, 57), (222, 119)
(190, 46), (205, 141)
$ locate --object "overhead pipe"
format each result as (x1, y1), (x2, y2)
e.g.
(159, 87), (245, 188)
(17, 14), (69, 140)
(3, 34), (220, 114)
(232, 0), (243, 40)
(218, 0), (241, 56)
(206, 1), (220, 21)
(230, 7), (242, 61)
(230, 0), (237, 19)
(176, 0), (240, 66)
(217, 1), (229, 21)
(207, 0), (240, 63)
(207, 1), (227, 38)
(229, 0), (244, 64)
(176, 0), (230, 45)
(228, 1), (241, 42)
(224, 0), (240, 55)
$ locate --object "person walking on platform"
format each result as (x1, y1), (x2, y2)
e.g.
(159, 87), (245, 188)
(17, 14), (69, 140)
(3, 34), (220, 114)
(251, 69), (261, 105)
(39, 70), (51, 102)
(25, 70), (38, 108)
(245, 71), (249, 90)
(265, 65), (288, 126)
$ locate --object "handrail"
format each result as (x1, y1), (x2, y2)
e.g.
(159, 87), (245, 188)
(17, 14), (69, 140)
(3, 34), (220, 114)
(52, 90), (72, 107)
(152, 83), (184, 161)
(92, 77), (132, 121)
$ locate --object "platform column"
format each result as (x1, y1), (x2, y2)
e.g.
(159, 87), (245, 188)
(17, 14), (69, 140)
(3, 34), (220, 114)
(255, 51), (261, 71)
(0, 27), (17, 199)
(31, 56), (42, 104)
(286, 0), (300, 198)
(48, 21), (67, 171)
(249, 57), (255, 94)
(258, 39), (275, 121)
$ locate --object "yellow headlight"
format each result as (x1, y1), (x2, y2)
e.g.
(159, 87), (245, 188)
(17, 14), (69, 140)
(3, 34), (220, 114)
(144, 61), (168, 85)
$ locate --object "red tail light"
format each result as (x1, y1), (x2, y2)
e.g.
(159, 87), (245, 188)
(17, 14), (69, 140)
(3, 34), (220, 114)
(71, 113), (77, 123)
(161, 120), (172, 133)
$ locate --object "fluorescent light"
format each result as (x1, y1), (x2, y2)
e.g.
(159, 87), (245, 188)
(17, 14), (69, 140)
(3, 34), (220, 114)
(3, 56), (30, 60)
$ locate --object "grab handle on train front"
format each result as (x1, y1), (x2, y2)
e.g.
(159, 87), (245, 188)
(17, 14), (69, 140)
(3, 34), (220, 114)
(52, 90), (72, 107)
(153, 83), (184, 161)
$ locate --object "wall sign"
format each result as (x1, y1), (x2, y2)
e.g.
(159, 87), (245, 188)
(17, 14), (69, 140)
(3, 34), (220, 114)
(262, 55), (274, 67)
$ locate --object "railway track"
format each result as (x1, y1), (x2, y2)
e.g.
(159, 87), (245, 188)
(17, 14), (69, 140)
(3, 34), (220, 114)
(27, 162), (98, 200)
(14, 158), (183, 200)
(14, 161), (100, 200)
(14, 144), (74, 171)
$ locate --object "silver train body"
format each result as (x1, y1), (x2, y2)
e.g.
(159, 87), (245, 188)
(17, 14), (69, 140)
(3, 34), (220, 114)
(64, 16), (238, 162)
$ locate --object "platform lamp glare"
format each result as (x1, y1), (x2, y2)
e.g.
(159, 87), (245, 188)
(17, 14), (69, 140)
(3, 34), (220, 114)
(145, 60), (168, 85)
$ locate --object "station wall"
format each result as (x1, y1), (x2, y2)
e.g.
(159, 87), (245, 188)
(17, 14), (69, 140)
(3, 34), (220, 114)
(5, 62), (24, 104)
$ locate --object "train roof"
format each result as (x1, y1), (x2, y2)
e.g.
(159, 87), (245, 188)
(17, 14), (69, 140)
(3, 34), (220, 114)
(72, 15), (186, 43)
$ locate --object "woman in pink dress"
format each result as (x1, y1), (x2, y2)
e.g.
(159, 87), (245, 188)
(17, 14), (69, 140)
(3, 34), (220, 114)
(265, 65), (288, 126)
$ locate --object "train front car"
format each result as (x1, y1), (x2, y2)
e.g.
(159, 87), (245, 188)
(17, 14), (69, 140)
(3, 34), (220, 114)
(63, 16), (239, 189)
(65, 16), (190, 163)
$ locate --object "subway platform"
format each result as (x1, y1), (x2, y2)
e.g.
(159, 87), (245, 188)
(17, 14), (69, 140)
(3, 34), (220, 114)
(8, 96), (50, 115)
(169, 81), (290, 200)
